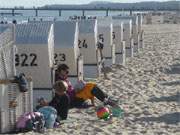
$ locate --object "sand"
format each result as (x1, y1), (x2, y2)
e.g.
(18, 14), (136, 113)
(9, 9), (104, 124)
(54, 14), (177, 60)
(20, 24), (180, 135)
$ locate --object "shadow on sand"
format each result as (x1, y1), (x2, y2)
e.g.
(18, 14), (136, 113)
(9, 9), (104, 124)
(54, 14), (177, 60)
(165, 63), (180, 74)
(148, 92), (180, 102)
(161, 80), (180, 86)
(134, 112), (180, 125)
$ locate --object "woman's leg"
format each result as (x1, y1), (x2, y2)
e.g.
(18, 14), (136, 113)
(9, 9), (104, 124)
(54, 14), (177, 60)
(91, 86), (108, 102)
(91, 86), (117, 107)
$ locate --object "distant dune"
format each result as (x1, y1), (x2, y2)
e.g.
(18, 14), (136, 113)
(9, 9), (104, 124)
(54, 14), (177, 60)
(41, 1), (180, 10)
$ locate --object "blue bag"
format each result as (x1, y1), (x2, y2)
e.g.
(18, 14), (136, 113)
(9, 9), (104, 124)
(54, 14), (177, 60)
(38, 106), (57, 129)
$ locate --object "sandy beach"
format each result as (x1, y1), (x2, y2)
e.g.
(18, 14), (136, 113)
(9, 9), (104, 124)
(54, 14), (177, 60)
(20, 24), (180, 135)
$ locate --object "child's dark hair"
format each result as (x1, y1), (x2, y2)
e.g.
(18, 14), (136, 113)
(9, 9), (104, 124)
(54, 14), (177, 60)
(56, 64), (69, 72)
(53, 80), (68, 93)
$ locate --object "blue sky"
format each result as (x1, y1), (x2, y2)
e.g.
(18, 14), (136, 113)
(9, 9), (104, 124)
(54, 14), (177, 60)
(0, 0), (173, 8)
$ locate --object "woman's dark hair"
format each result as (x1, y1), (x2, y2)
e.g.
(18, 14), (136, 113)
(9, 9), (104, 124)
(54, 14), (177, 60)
(56, 64), (69, 72)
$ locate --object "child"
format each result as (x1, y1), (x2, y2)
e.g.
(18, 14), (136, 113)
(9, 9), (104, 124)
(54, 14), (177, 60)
(36, 81), (69, 128)
(49, 80), (70, 120)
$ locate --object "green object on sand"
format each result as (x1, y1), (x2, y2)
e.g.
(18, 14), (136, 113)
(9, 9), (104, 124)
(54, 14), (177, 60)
(111, 107), (124, 118)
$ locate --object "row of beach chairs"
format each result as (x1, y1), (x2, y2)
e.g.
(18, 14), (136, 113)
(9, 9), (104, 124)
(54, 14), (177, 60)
(0, 14), (144, 133)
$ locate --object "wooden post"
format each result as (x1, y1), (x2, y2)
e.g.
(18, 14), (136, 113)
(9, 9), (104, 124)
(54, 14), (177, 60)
(106, 9), (109, 17)
(99, 48), (108, 79)
(12, 9), (15, 16)
(130, 10), (132, 16)
(130, 38), (134, 57)
(59, 10), (61, 16)
(112, 43), (116, 65)
(121, 41), (126, 66)
(82, 10), (85, 16)
(140, 30), (144, 49)
(35, 9), (38, 17)
(137, 34), (140, 52)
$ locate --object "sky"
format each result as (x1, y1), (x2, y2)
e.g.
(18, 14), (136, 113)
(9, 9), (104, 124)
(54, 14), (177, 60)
(0, 0), (174, 8)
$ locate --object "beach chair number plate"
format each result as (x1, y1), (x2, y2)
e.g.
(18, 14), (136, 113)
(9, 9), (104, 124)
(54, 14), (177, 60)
(78, 39), (88, 48)
(54, 53), (66, 65)
(15, 53), (37, 67)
